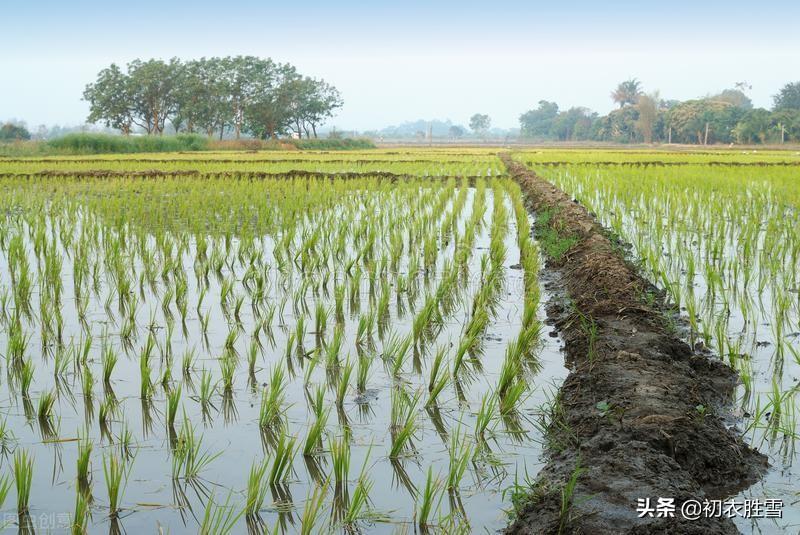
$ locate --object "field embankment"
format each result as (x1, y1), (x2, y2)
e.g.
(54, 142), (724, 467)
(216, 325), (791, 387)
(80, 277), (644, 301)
(0, 134), (375, 156)
(500, 154), (767, 534)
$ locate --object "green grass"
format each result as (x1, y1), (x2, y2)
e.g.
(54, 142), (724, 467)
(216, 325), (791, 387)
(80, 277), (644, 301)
(534, 208), (578, 261)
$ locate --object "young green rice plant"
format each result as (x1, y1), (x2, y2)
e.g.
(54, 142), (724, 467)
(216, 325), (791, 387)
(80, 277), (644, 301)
(54, 345), (71, 379)
(244, 459), (269, 517)
(199, 491), (243, 535)
(81, 364), (94, 401)
(268, 433), (297, 485)
(325, 324), (345, 369)
(38, 388), (57, 421)
(381, 331), (412, 376)
(72, 490), (91, 535)
(247, 338), (259, 377)
(389, 390), (420, 459)
(417, 466), (444, 530)
(447, 423), (472, 492)
(356, 351), (373, 393)
(76, 433), (93, 490)
(182, 347), (196, 377)
(300, 483), (328, 535)
(344, 444), (374, 527)
(329, 434), (350, 489)
(426, 345), (449, 408)
(140, 349), (153, 400)
(475, 391), (497, 442)
(104, 453), (129, 517)
(219, 352), (236, 393)
(223, 325), (240, 355)
(19, 359), (35, 398)
(198, 368), (215, 408)
(314, 302), (328, 335)
(355, 311), (374, 348)
(101, 345), (118, 387)
(172, 417), (221, 480)
(13, 449), (33, 513)
(334, 284), (345, 324)
(98, 397), (115, 437)
(259, 365), (288, 429)
(336, 356), (353, 407)
(166, 385), (182, 430)
(304, 407), (330, 457)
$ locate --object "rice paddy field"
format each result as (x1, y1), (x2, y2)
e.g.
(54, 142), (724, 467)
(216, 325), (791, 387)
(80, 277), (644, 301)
(0, 150), (564, 533)
(0, 147), (798, 533)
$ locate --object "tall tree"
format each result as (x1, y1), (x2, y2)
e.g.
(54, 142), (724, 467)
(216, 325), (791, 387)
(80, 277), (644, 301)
(519, 101), (559, 139)
(469, 113), (491, 136)
(773, 82), (800, 111)
(83, 64), (134, 134)
(126, 58), (182, 135)
(611, 78), (643, 108)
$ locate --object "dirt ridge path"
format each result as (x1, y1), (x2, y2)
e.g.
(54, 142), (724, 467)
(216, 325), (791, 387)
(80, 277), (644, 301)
(500, 154), (767, 534)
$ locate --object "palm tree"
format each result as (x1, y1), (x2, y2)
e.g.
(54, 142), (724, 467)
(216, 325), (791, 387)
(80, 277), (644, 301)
(611, 78), (643, 108)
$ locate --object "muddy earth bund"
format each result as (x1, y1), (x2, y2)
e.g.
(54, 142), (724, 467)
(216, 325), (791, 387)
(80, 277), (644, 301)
(500, 154), (768, 534)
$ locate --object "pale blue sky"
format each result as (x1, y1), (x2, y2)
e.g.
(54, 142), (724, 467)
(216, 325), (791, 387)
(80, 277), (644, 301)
(2, 1), (798, 129)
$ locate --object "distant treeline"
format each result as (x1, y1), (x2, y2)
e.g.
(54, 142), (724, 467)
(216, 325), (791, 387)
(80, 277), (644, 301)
(83, 56), (342, 140)
(519, 80), (800, 144)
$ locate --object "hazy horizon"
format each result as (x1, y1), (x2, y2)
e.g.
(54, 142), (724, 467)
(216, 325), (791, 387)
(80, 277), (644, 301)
(3, 0), (798, 131)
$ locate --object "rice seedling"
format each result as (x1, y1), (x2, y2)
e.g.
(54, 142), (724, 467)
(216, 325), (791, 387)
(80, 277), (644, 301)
(326, 324), (344, 369)
(304, 407), (330, 457)
(101, 345), (118, 386)
(167, 385), (182, 430)
(336, 356), (353, 407)
(426, 345), (449, 408)
(390, 389), (420, 459)
(329, 434), (350, 488)
(72, 490), (91, 535)
(300, 483), (328, 535)
(244, 459), (269, 517)
(447, 424), (472, 491)
(475, 391), (497, 442)
(19, 359), (35, 398)
(103, 452), (129, 516)
(77, 433), (93, 489)
(416, 467), (444, 530)
(268, 433), (297, 485)
(172, 417), (221, 480)
(38, 388), (57, 421)
(259, 364), (288, 429)
(356, 351), (373, 393)
(344, 444), (374, 527)
(199, 491), (243, 535)
(13, 449), (33, 513)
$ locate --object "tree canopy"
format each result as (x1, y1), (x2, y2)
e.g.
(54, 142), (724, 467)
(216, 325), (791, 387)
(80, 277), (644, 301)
(519, 79), (800, 144)
(773, 82), (800, 111)
(469, 113), (491, 135)
(84, 56), (342, 139)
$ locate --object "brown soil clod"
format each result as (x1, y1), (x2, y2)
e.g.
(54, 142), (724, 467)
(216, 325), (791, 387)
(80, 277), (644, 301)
(500, 154), (767, 534)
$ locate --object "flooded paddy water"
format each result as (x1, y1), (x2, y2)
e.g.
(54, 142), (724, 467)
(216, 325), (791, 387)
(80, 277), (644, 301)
(0, 156), (567, 533)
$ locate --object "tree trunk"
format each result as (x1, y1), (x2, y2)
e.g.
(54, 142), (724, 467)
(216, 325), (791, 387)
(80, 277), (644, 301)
(704, 122), (709, 145)
(312, 124), (317, 138)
